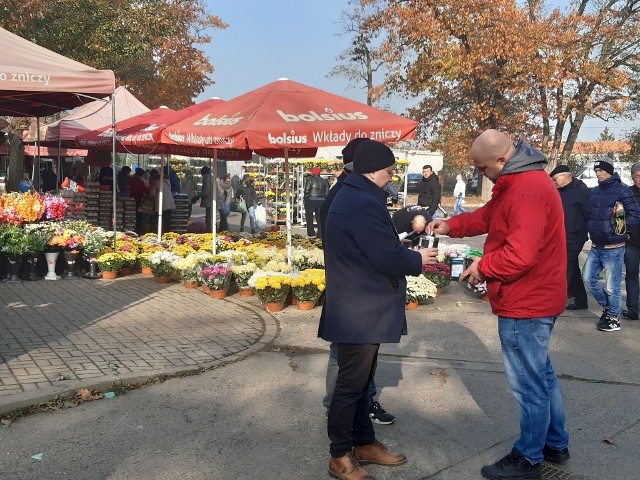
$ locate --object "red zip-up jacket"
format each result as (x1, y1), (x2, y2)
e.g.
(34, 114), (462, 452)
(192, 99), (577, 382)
(447, 170), (566, 318)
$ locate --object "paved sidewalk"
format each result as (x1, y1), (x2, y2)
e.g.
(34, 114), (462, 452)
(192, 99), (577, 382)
(0, 275), (278, 413)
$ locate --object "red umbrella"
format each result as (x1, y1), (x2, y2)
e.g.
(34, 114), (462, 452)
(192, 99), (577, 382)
(160, 78), (419, 258)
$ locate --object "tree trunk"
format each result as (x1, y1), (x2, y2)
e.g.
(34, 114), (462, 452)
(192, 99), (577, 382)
(560, 110), (587, 164)
(6, 131), (24, 193)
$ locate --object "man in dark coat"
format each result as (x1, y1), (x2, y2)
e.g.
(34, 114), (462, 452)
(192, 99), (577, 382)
(550, 165), (591, 310)
(623, 161), (640, 320)
(320, 137), (398, 427)
(585, 159), (640, 332)
(319, 139), (437, 480)
(391, 205), (431, 243)
(417, 164), (441, 219)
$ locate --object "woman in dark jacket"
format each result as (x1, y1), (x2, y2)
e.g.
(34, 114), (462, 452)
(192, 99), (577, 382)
(235, 174), (259, 233)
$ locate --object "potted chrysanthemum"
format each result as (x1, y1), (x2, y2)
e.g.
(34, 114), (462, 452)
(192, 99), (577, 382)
(232, 263), (258, 296)
(199, 264), (233, 298)
(149, 250), (179, 283)
(250, 272), (291, 312)
(97, 253), (123, 279)
(291, 269), (325, 310)
(405, 275), (438, 309)
(174, 253), (214, 288)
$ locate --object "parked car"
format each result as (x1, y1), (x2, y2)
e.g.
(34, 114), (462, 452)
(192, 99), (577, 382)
(575, 161), (632, 187)
(406, 173), (422, 192)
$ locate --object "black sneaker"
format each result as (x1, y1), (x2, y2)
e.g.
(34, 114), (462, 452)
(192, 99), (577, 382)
(566, 303), (588, 310)
(481, 448), (541, 479)
(369, 401), (395, 425)
(596, 309), (609, 329)
(622, 310), (639, 320)
(597, 316), (621, 332)
(542, 445), (570, 464)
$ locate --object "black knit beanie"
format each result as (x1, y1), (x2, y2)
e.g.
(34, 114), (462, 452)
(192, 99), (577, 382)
(353, 140), (395, 174)
(594, 159), (614, 176)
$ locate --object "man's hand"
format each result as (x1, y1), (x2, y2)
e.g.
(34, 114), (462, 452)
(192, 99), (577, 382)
(418, 247), (439, 265)
(459, 256), (485, 285)
(427, 219), (450, 236)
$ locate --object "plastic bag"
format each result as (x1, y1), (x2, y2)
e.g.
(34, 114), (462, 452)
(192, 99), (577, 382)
(255, 204), (267, 230)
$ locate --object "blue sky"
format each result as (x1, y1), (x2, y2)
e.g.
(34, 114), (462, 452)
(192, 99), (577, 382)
(201, 0), (632, 142)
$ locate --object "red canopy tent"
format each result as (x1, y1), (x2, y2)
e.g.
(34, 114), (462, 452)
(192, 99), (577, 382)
(160, 78), (418, 257)
(76, 100), (253, 238)
(0, 27), (115, 117)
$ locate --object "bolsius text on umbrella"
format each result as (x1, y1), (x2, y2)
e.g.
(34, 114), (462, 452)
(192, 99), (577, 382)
(276, 109), (368, 122)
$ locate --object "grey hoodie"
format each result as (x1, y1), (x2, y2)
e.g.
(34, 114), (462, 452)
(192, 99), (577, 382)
(500, 138), (547, 176)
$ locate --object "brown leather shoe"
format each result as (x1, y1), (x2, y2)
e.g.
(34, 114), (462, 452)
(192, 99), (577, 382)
(353, 440), (407, 466)
(328, 452), (376, 479)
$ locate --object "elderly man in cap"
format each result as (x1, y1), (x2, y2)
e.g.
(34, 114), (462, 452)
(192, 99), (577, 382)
(584, 158), (640, 332)
(319, 138), (399, 427)
(623, 161), (640, 321)
(550, 165), (591, 310)
(319, 139), (438, 480)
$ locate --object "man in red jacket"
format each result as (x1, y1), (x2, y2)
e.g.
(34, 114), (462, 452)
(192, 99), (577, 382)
(429, 130), (569, 480)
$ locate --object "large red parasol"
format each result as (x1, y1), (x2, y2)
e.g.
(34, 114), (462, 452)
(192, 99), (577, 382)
(160, 78), (419, 258)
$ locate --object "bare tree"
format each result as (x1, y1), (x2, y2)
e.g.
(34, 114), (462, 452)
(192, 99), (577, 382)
(328, 2), (384, 106)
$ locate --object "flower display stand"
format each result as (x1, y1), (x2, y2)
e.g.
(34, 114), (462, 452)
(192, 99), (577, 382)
(84, 253), (100, 279)
(44, 252), (61, 280)
(405, 300), (419, 310)
(23, 255), (40, 281)
(5, 255), (22, 283)
(210, 289), (227, 299)
(63, 251), (79, 279)
(296, 300), (316, 311)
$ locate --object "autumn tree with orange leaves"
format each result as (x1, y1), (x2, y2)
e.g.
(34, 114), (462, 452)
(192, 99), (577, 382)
(0, 0), (227, 109)
(366, 0), (640, 182)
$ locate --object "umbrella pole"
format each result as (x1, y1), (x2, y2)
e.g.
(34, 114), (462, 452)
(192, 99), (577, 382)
(57, 137), (62, 189)
(158, 155), (165, 239)
(36, 116), (41, 192)
(111, 94), (117, 250)
(284, 148), (292, 266)
(212, 151), (218, 255)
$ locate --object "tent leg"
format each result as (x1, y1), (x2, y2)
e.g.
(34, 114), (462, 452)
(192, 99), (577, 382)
(284, 148), (292, 266)
(111, 93), (117, 249)
(158, 155), (165, 239)
(212, 151), (218, 255)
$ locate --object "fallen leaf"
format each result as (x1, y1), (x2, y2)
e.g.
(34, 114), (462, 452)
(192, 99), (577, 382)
(1, 419), (12, 426)
(288, 360), (300, 370)
(76, 388), (103, 401)
(602, 437), (615, 444)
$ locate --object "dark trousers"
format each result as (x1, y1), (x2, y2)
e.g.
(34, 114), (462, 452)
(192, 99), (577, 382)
(305, 198), (325, 237)
(624, 244), (640, 316)
(204, 207), (212, 232)
(328, 343), (378, 458)
(218, 210), (229, 231)
(567, 242), (588, 307)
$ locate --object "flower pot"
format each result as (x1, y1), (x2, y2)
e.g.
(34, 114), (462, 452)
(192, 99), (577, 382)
(435, 287), (442, 297)
(63, 251), (79, 278)
(238, 287), (255, 297)
(141, 266), (153, 276)
(84, 253), (100, 279)
(5, 254), (22, 283)
(202, 285), (211, 294)
(183, 280), (199, 289)
(101, 271), (118, 280)
(154, 276), (171, 284)
(405, 300), (419, 310)
(481, 295), (490, 302)
(210, 289), (227, 299)
(44, 252), (61, 280)
(296, 300), (316, 311)
(119, 267), (132, 276)
(264, 301), (285, 313)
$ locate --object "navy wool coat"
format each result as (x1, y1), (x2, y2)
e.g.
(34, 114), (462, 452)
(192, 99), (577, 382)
(318, 173), (422, 344)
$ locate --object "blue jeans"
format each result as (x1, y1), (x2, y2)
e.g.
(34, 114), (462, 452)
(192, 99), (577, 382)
(324, 342), (377, 411)
(453, 197), (467, 215)
(240, 206), (255, 232)
(498, 316), (569, 464)
(624, 244), (640, 317)
(584, 246), (625, 317)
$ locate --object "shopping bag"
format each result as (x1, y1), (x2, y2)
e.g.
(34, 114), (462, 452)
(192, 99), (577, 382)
(221, 201), (231, 216)
(232, 197), (247, 214)
(255, 204), (267, 230)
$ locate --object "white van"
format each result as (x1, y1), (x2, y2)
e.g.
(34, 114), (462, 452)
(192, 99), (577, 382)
(574, 162), (632, 187)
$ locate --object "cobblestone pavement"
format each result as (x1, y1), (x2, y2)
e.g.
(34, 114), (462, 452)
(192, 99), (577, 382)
(0, 274), (278, 410)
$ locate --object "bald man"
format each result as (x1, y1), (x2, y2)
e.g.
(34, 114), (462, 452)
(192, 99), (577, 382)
(428, 130), (570, 480)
